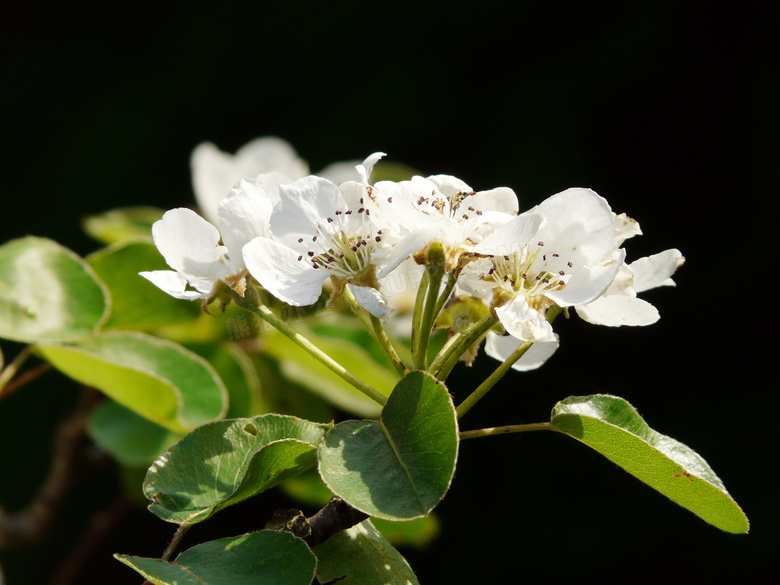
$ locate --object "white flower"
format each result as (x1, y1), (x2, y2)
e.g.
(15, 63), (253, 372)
(575, 248), (685, 326)
(484, 332), (560, 371)
(242, 154), (407, 319)
(468, 188), (623, 343)
(140, 175), (280, 301)
(191, 137), (308, 224)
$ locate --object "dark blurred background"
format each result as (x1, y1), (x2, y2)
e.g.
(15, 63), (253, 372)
(1, 1), (776, 584)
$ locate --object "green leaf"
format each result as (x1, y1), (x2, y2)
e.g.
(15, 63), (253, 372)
(185, 342), (266, 419)
(318, 371), (458, 520)
(144, 414), (330, 524)
(35, 331), (227, 433)
(82, 206), (164, 245)
(88, 239), (198, 330)
(314, 519), (420, 585)
(372, 515), (441, 549)
(89, 399), (180, 467)
(550, 394), (749, 534)
(0, 237), (109, 343)
(116, 530), (316, 585)
(263, 325), (398, 418)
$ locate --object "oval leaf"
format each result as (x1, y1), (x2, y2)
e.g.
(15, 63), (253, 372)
(35, 331), (227, 433)
(551, 394), (749, 534)
(318, 371), (458, 520)
(88, 399), (180, 467)
(116, 530), (316, 585)
(314, 519), (420, 585)
(88, 239), (198, 330)
(144, 414), (329, 524)
(263, 326), (398, 418)
(82, 206), (164, 244)
(0, 237), (109, 343)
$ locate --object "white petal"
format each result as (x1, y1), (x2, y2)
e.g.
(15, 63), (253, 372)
(273, 176), (343, 243)
(484, 332), (559, 371)
(356, 152), (387, 184)
(495, 298), (555, 343)
(472, 212), (544, 256)
(630, 249), (685, 292)
(548, 248), (626, 307)
(426, 174), (473, 196)
(234, 137), (308, 181)
(348, 284), (394, 320)
(218, 177), (277, 269)
(318, 161), (362, 185)
(612, 212), (642, 247)
(534, 188), (616, 266)
(242, 237), (328, 307)
(139, 270), (209, 300)
(469, 187), (519, 215)
(151, 208), (228, 281)
(576, 295), (660, 326)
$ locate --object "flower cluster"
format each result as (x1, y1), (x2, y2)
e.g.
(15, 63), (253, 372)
(142, 138), (684, 370)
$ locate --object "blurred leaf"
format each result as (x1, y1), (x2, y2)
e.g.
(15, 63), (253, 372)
(314, 519), (419, 585)
(0, 237), (109, 343)
(262, 325), (398, 418)
(144, 414), (330, 524)
(115, 530), (316, 585)
(372, 515), (440, 549)
(36, 331), (227, 433)
(185, 342), (266, 419)
(318, 371), (458, 520)
(280, 468), (333, 508)
(82, 206), (164, 245)
(89, 399), (180, 467)
(88, 239), (198, 330)
(372, 161), (420, 182)
(551, 395), (749, 534)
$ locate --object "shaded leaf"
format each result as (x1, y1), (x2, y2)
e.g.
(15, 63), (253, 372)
(314, 519), (419, 585)
(88, 239), (198, 330)
(551, 394), (749, 534)
(0, 237), (109, 343)
(318, 371), (458, 520)
(372, 515), (440, 549)
(36, 331), (227, 433)
(82, 206), (164, 245)
(144, 414), (329, 524)
(88, 399), (180, 467)
(116, 530), (316, 585)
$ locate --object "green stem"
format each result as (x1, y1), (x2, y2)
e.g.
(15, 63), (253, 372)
(414, 266), (445, 370)
(459, 422), (553, 440)
(430, 315), (496, 380)
(430, 272), (458, 326)
(343, 287), (409, 375)
(410, 270), (430, 367)
(0, 346), (32, 394)
(455, 340), (533, 419)
(235, 290), (387, 406)
(162, 523), (191, 561)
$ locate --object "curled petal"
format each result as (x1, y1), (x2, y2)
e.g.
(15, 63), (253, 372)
(630, 248), (685, 292)
(495, 297), (555, 343)
(138, 270), (210, 300)
(348, 284), (394, 320)
(484, 332), (559, 371)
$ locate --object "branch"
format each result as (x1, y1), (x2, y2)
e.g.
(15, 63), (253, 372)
(265, 496), (369, 547)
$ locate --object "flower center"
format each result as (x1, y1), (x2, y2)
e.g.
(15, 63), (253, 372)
(488, 241), (570, 310)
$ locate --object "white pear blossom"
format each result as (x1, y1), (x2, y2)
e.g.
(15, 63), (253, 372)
(140, 175), (282, 301)
(467, 188), (623, 343)
(484, 332), (560, 371)
(242, 154), (413, 319)
(191, 136), (365, 224)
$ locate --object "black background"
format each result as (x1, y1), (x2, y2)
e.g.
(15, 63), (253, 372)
(1, 2), (777, 584)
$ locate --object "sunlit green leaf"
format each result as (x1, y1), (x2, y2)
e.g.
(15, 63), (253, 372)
(551, 394), (749, 534)
(82, 206), (164, 245)
(144, 414), (329, 524)
(36, 331), (227, 433)
(372, 515), (441, 549)
(88, 239), (198, 330)
(115, 530), (316, 585)
(314, 520), (419, 585)
(0, 237), (109, 343)
(263, 325), (398, 418)
(318, 371), (458, 520)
